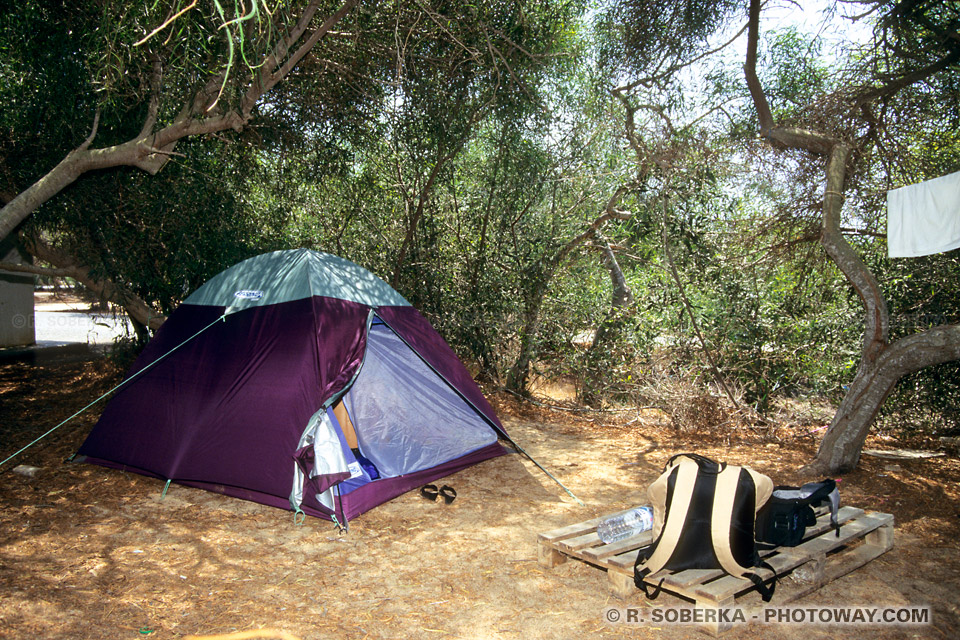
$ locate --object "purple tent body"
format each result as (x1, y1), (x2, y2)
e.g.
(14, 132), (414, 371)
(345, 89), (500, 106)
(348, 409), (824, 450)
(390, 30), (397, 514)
(77, 249), (507, 523)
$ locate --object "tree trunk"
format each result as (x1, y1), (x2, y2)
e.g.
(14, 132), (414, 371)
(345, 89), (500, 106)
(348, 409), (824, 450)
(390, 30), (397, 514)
(742, 0), (960, 474)
(506, 284), (546, 394)
(504, 202), (632, 395)
(580, 240), (633, 405)
(21, 236), (166, 332)
(810, 325), (960, 473)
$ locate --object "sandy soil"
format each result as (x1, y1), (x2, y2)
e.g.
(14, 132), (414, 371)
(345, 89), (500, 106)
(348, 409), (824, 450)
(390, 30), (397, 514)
(1, 354), (958, 639)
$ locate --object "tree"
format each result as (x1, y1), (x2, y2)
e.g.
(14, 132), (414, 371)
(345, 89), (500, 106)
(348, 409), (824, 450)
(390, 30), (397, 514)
(0, 0), (362, 325)
(742, 0), (960, 473)
(0, 1), (579, 335)
(0, 1), (360, 242)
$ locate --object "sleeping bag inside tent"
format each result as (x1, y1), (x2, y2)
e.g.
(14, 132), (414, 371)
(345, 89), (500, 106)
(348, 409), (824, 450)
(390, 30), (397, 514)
(75, 249), (507, 523)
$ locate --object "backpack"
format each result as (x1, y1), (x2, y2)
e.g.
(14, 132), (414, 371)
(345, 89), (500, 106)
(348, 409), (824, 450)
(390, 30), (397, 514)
(755, 479), (840, 547)
(633, 453), (777, 601)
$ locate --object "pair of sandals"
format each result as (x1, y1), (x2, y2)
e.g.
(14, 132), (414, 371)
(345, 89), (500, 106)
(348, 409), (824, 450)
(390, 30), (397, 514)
(420, 484), (457, 504)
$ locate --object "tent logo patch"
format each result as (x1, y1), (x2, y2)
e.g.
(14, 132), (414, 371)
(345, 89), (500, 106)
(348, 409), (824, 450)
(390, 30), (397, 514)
(234, 289), (264, 300)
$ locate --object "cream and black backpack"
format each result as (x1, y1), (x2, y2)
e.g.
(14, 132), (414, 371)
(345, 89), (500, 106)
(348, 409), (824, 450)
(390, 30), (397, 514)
(633, 453), (777, 601)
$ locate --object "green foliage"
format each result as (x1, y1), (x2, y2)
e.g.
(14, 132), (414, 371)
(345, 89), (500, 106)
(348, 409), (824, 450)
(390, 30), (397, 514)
(761, 28), (831, 122)
(595, 0), (742, 78)
(2, 0), (959, 439)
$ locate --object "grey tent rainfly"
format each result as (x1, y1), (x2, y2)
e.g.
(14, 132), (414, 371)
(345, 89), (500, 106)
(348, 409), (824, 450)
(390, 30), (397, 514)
(76, 249), (516, 527)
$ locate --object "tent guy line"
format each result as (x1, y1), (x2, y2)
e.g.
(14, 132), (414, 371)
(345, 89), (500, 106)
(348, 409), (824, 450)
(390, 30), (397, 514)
(0, 313), (228, 472)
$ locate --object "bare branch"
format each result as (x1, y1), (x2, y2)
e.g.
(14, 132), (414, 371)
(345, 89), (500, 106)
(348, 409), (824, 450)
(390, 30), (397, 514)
(615, 20), (750, 94)
(78, 109), (101, 152)
(21, 235), (166, 331)
(553, 186), (633, 268)
(135, 0), (199, 46)
(243, 0), (360, 116)
(0, 261), (74, 277)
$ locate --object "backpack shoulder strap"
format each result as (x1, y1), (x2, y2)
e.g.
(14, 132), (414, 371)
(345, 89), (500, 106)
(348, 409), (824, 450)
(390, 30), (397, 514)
(637, 457), (699, 576)
(711, 466), (750, 577)
(711, 465), (773, 577)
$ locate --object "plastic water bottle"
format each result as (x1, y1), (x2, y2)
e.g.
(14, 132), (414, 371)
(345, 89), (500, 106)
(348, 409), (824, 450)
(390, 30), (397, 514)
(597, 506), (654, 543)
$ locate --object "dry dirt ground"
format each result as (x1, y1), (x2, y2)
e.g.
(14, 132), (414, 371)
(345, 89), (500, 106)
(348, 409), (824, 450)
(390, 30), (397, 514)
(1, 351), (959, 640)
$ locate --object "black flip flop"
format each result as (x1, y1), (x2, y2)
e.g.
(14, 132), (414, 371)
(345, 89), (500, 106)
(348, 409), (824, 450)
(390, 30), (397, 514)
(439, 485), (457, 504)
(420, 484), (439, 501)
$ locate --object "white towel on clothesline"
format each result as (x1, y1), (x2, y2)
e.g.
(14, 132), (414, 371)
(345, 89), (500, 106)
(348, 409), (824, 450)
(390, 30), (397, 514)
(887, 169), (960, 258)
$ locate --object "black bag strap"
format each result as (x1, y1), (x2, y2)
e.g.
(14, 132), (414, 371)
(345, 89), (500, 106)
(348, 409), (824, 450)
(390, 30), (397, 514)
(801, 478), (836, 505)
(665, 452), (725, 474)
(746, 559), (777, 602)
(633, 551), (666, 599)
(806, 479), (840, 536)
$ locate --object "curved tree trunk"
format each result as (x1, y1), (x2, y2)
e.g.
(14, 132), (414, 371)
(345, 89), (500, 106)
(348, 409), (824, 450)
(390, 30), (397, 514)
(22, 236), (166, 332)
(811, 325), (960, 473)
(743, 0), (960, 474)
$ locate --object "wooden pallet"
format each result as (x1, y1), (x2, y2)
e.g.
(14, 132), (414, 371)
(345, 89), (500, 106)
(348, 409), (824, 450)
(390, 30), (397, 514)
(538, 505), (894, 634)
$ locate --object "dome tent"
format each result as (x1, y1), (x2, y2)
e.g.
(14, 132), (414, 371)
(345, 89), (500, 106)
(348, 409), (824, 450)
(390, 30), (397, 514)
(76, 249), (507, 524)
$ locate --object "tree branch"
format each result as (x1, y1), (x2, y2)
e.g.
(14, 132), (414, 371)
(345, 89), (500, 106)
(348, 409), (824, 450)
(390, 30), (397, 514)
(242, 0), (360, 116)
(615, 20), (750, 94)
(138, 54), (164, 139)
(744, 0), (775, 135)
(552, 187), (632, 269)
(744, 0), (837, 155)
(854, 45), (960, 106)
(0, 261), (74, 277)
(0, 0), (359, 244)
(20, 235), (165, 331)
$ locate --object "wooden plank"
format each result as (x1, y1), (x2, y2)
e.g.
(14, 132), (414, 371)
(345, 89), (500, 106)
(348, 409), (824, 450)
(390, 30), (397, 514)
(608, 548), (644, 571)
(691, 512), (894, 604)
(604, 505), (867, 574)
(608, 569), (636, 599)
(537, 541), (568, 568)
(864, 516), (895, 551)
(537, 508), (634, 544)
(662, 569), (725, 589)
(537, 519), (597, 544)
(692, 572), (767, 604)
(556, 530), (604, 553)
(803, 505), (863, 536)
(775, 542), (890, 605)
(581, 531), (653, 563)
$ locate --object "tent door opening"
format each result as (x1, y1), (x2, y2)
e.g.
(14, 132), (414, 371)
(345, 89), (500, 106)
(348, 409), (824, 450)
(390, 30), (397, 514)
(332, 319), (498, 482)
